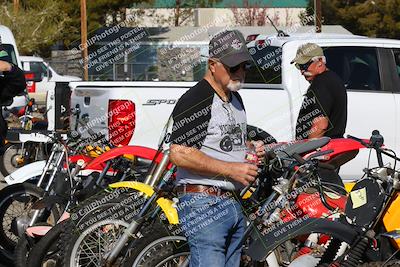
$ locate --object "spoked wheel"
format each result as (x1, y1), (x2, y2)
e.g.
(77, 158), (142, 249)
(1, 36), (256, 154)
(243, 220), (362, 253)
(122, 222), (188, 267)
(0, 142), (48, 178)
(69, 219), (129, 267)
(0, 183), (58, 252)
(0, 142), (24, 178)
(61, 188), (145, 267)
(129, 236), (189, 267)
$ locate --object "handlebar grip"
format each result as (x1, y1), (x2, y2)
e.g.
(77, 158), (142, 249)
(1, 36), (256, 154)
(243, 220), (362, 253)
(346, 134), (369, 147)
(346, 134), (362, 142)
(317, 162), (336, 170)
(265, 150), (276, 161)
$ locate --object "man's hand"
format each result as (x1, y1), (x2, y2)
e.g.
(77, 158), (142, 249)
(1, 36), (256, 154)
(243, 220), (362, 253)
(0, 61), (12, 72)
(252, 140), (265, 158)
(227, 162), (258, 186)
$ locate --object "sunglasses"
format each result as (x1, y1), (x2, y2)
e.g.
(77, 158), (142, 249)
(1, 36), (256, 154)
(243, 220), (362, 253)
(295, 60), (314, 71)
(228, 62), (252, 73)
(211, 59), (252, 73)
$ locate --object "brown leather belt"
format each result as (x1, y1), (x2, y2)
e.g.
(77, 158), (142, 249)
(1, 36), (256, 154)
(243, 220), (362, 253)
(175, 184), (233, 197)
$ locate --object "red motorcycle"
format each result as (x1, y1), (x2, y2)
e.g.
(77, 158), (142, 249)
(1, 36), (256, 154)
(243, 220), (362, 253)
(245, 137), (370, 266)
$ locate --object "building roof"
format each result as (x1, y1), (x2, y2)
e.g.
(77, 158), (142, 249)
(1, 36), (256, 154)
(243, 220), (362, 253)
(153, 25), (353, 44)
(87, 25), (353, 46)
(138, 0), (308, 8)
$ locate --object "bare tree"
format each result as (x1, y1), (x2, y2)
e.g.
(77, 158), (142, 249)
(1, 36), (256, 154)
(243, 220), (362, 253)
(231, 0), (270, 26)
(231, 0), (295, 27)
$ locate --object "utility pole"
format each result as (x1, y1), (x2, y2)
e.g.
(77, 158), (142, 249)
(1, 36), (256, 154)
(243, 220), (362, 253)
(13, 0), (19, 15)
(315, 0), (322, 33)
(81, 0), (89, 81)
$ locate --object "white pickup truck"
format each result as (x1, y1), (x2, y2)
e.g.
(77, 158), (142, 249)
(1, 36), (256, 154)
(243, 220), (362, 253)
(70, 34), (400, 181)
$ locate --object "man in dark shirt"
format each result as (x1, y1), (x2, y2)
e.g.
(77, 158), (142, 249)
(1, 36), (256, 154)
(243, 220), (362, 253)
(292, 43), (347, 140)
(292, 43), (348, 192)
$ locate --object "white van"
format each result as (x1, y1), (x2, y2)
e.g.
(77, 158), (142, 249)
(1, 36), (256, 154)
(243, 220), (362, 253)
(20, 56), (81, 93)
(0, 25), (26, 108)
(20, 56), (81, 104)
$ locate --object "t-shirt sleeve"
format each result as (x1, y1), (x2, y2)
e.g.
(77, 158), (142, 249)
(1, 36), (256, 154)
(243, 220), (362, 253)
(170, 91), (212, 149)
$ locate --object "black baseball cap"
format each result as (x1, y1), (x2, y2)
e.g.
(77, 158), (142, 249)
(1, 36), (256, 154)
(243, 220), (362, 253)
(209, 30), (252, 67)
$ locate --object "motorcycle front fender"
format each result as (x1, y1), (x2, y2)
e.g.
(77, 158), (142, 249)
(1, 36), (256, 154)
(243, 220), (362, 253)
(108, 181), (179, 225)
(4, 160), (46, 185)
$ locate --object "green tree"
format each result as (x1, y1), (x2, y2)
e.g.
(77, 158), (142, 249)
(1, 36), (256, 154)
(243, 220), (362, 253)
(60, 0), (148, 48)
(303, 0), (400, 38)
(0, 0), (69, 56)
(0, 0), (152, 54)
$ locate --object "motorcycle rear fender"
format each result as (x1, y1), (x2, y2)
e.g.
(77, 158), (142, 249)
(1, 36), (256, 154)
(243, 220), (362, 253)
(108, 181), (179, 224)
(247, 217), (358, 261)
(4, 160), (46, 185)
(26, 225), (52, 238)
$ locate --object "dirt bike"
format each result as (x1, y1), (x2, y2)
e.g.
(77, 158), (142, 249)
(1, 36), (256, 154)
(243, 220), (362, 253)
(13, 143), (163, 267)
(0, 97), (50, 178)
(21, 145), (171, 267)
(318, 131), (400, 267)
(0, 130), (115, 264)
(246, 131), (400, 267)
(114, 135), (375, 267)
(56, 135), (365, 267)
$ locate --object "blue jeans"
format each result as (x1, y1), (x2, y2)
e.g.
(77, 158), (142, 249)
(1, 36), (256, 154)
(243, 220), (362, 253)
(177, 193), (246, 267)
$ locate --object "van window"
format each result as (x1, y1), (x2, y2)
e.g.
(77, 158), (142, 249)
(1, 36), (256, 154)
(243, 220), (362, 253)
(245, 45), (282, 84)
(392, 49), (400, 79)
(323, 47), (381, 91)
(30, 62), (48, 77)
(1, 44), (18, 66)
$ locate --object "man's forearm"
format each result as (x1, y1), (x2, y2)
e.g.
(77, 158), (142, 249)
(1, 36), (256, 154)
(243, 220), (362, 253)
(0, 61), (12, 72)
(170, 144), (231, 178)
(309, 116), (328, 138)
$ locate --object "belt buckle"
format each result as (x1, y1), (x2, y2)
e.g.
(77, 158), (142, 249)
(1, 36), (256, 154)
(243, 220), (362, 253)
(216, 187), (222, 197)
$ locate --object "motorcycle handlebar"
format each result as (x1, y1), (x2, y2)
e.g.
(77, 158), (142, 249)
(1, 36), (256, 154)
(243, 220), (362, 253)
(348, 131), (400, 166)
(292, 152), (335, 170)
(346, 134), (370, 148)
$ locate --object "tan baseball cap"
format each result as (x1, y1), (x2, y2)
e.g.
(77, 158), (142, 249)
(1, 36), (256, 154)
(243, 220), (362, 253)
(290, 43), (324, 65)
